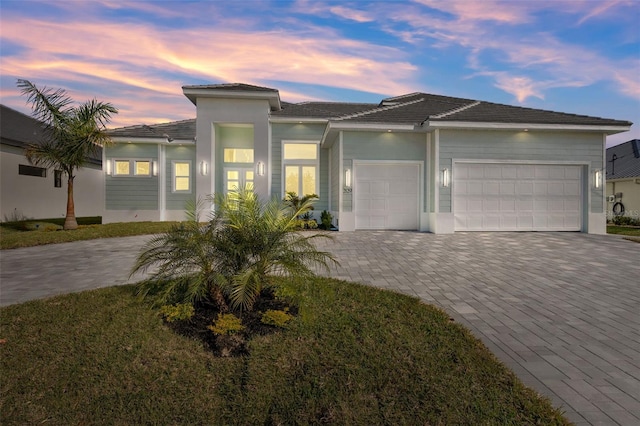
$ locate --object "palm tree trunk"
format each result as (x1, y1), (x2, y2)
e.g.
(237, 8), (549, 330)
(64, 175), (78, 230)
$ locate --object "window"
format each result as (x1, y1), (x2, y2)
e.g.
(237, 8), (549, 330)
(114, 160), (130, 176)
(282, 142), (318, 196)
(173, 161), (191, 192)
(112, 159), (152, 177)
(54, 170), (62, 188)
(19, 164), (46, 177)
(134, 161), (151, 176)
(224, 148), (254, 163)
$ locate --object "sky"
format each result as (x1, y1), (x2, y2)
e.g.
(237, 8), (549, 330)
(0, 0), (638, 146)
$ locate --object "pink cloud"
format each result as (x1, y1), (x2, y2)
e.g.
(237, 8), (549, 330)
(329, 6), (375, 23)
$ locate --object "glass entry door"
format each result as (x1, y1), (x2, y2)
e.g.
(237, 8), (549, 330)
(224, 168), (254, 194)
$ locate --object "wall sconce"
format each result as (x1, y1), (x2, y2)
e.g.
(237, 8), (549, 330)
(152, 161), (158, 176)
(344, 168), (352, 189)
(256, 161), (266, 176)
(442, 168), (450, 188)
(594, 169), (602, 189)
(200, 160), (209, 176)
(105, 159), (112, 176)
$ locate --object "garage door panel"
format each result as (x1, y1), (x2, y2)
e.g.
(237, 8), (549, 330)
(454, 163), (582, 231)
(355, 163), (420, 230)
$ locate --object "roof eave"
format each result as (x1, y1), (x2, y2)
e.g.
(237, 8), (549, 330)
(426, 120), (632, 135)
(270, 117), (329, 124)
(182, 87), (281, 110)
(110, 136), (195, 145)
(320, 121), (419, 147)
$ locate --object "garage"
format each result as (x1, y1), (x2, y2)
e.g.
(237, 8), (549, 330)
(453, 163), (582, 231)
(354, 162), (420, 230)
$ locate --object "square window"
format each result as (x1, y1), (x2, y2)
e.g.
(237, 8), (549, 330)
(114, 160), (130, 176)
(135, 161), (151, 176)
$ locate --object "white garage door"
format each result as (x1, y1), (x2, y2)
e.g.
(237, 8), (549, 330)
(454, 163), (582, 231)
(355, 163), (420, 230)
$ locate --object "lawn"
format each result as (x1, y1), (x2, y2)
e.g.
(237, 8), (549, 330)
(0, 279), (570, 425)
(0, 220), (177, 249)
(607, 225), (640, 243)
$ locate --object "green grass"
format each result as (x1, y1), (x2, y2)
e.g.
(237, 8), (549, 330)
(0, 279), (570, 425)
(607, 225), (640, 236)
(0, 221), (178, 250)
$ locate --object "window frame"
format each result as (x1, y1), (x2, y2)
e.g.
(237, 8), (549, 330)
(281, 141), (320, 197)
(111, 158), (153, 178)
(172, 160), (192, 193)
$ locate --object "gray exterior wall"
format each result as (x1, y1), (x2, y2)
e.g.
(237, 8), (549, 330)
(165, 145), (196, 210)
(342, 131), (427, 213)
(106, 143), (158, 210)
(330, 140), (340, 212)
(438, 129), (604, 213)
(270, 123), (327, 210)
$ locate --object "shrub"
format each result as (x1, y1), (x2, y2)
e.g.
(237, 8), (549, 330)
(612, 215), (640, 226)
(208, 313), (245, 335)
(159, 303), (195, 322)
(261, 309), (294, 328)
(320, 210), (333, 230)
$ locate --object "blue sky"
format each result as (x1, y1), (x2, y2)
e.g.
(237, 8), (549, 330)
(1, 0), (638, 146)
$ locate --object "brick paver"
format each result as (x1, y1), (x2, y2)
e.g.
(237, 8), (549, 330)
(1, 231), (639, 425)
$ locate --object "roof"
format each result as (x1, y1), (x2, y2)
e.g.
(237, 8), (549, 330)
(273, 92), (631, 128)
(607, 139), (640, 179)
(0, 104), (102, 165)
(181, 83), (278, 92)
(107, 119), (196, 141)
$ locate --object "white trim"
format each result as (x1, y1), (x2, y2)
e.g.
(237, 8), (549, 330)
(434, 129), (440, 214)
(270, 117), (329, 124)
(426, 120), (631, 134)
(328, 122), (416, 132)
(182, 88), (280, 109)
(159, 145), (166, 221)
(110, 137), (195, 145)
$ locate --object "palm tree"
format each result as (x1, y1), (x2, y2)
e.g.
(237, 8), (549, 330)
(132, 189), (338, 312)
(17, 79), (118, 230)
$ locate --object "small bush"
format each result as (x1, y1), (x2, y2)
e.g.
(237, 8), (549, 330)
(160, 303), (195, 322)
(208, 313), (245, 335)
(261, 309), (294, 328)
(612, 215), (640, 226)
(320, 210), (333, 230)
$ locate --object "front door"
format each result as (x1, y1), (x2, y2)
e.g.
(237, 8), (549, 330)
(224, 168), (254, 194)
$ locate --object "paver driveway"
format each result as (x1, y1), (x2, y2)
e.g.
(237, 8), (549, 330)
(1, 231), (639, 425)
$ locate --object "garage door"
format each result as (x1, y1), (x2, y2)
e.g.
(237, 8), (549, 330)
(454, 163), (582, 231)
(355, 163), (420, 230)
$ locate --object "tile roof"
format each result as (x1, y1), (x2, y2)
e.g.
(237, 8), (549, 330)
(107, 119), (196, 141)
(273, 92), (631, 127)
(0, 104), (101, 164)
(181, 83), (278, 92)
(607, 139), (640, 179)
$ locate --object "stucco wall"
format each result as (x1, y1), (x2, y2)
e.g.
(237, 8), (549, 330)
(607, 179), (640, 219)
(1, 145), (104, 221)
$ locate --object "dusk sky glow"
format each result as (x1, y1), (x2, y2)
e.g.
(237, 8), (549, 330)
(1, 0), (638, 146)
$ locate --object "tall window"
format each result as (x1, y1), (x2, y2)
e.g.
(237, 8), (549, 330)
(283, 142), (318, 196)
(173, 161), (191, 192)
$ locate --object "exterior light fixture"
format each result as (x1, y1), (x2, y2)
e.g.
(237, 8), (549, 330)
(152, 161), (158, 176)
(256, 161), (266, 176)
(200, 160), (209, 176)
(105, 159), (112, 176)
(442, 168), (450, 188)
(344, 168), (352, 189)
(594, 169), (602, 189)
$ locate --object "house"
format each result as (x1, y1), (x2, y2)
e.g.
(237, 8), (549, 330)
(606, 139), (640, 219)
(0, 105), (104, 221)
(104, 83), (632, 233)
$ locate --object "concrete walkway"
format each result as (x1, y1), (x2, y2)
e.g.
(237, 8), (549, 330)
(1, 232), (639, 425)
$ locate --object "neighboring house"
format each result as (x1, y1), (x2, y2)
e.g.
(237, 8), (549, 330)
(0, 105), (104, 221)
(606, 139), (640, 219)
(104, 83), (631, 234)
